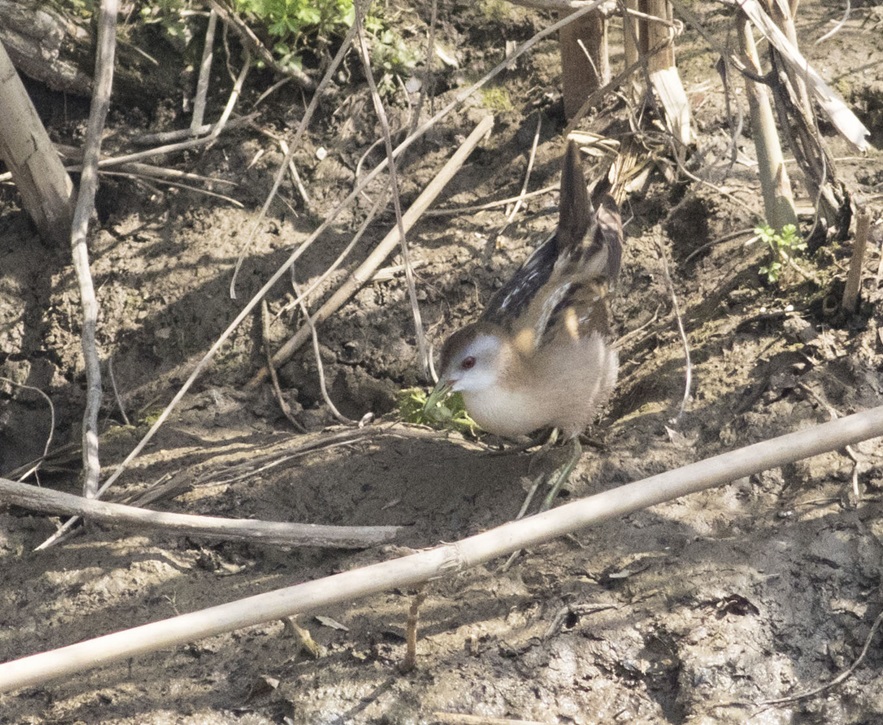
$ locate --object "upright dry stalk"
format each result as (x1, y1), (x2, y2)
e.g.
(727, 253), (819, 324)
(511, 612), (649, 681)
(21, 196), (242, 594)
(736, 14), (797, 231)
(0, 41), (74, 245)
(750, 0), (849, 233)
(639, 0), (674, 70)
(191, 9), (217, 132)
(559, 2), (612, 119)
(72, 0), (118, 497)
(842, 205), (871, 313)
(638, 0), (691, 145)
(622, 0), (641, 101)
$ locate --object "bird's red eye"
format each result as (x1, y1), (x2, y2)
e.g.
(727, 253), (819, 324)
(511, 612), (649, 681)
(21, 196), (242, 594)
(461, 356), (476, 370)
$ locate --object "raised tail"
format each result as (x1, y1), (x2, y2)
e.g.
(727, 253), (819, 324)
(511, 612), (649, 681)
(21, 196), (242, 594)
(558, 140), (623, 284)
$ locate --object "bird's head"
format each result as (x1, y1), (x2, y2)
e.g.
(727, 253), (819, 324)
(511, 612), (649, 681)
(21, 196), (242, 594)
(424, 324), (507, 409)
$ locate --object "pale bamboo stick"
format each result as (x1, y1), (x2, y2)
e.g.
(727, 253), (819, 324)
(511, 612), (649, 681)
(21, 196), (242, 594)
(3, 404), (883, 692)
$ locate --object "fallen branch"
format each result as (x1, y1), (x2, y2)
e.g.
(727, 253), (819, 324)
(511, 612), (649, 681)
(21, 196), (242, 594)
(3, 404), (883, 692)
(0, 477), (400, 548)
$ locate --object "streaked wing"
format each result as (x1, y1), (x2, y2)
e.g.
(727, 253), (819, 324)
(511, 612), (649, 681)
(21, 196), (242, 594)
(481, 145), (623, 354)
(591, 194), (623, 282)
(481, 233), (559, 328)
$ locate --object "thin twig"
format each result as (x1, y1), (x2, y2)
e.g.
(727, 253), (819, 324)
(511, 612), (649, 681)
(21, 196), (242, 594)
(278, 137), (311, 207)
(204, 49), (251, 152)
(612, 304), (662, 351)
(425, 184), (557, 217)
(657, 237), (692, 423)
(100, 171), (244, 207)
(133, 114), (255, 145)
(0, 378), (55, 482)
(668, 150), (762, 220)
(291, 270), (355, 425)
(815, 0), (850, 44)
(72, 0), (118, 497)
(106, 356), (130, 427)
(759, 608), (883, 707)
(494, 115), (542, 243)
(409, 0), (439, 135)
(683, 227), (757, 264)
(354, 1), (429, 374)
(260, 300), (306, 432)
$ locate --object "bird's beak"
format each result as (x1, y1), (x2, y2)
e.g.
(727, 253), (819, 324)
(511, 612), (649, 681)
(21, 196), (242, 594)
(423, 379), (454, 417)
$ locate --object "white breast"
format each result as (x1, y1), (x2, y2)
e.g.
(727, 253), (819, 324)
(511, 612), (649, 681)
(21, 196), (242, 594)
(462, 335), (618, 439)
(461, 387), (554, 437)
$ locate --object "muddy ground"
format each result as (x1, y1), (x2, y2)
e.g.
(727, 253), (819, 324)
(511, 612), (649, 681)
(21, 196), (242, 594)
(2, 1), (883, 723)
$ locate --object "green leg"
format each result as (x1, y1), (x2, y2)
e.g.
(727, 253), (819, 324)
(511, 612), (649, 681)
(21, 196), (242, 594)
(540, 437), (582, 512)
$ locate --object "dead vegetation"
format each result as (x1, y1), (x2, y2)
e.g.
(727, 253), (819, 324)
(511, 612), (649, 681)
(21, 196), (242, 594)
(1, 0), (883, 722)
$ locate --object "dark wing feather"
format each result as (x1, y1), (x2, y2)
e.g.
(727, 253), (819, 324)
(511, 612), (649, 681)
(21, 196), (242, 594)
(481, 143), (624, 346)
(481, 233), (559, 328)
(581, 193), (622, 283)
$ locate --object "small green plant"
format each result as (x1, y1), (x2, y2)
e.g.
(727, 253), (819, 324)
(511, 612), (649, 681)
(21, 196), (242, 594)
(754, 223), (806, 284)
(140, 0), (194, 49)
(398, 387), (478, 436)
(235, 0), (354, 60)
(480, 87), (513, 113)
(233, 0), (415, 74)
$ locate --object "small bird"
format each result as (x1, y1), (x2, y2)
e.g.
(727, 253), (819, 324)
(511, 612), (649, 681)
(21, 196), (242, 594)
(426, 140), (624, 510)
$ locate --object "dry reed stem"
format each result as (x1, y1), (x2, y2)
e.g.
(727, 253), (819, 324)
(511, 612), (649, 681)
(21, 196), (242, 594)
(842, 205), (871, 313)
(0, 477), (399, 548)
(6, 405), (883, 691)
(72, 0), (117, 498)
(191, 9), (217, 132)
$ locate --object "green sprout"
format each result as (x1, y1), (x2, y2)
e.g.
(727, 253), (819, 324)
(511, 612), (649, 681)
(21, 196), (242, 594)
(233, 0), (415, 74)
(754, 223), (806, 284)
(397, 387), (478, 436)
